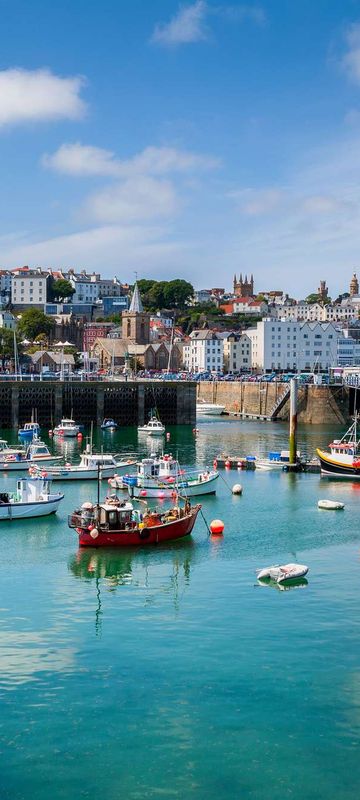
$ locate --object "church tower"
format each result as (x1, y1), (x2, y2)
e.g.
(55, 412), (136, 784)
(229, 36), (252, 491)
(350, 272), (359, 297)
(121, 282), (150, 344)
(233, 273), (254, 297)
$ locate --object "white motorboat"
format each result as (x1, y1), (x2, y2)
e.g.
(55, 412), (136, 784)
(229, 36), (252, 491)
(255, 450), (301, 470)
(118, 453), (219, 498)
(53, 418), (80, 437)
(256, 563), (309, 584)
(0, 439), (24, 456)
(138, 416), (165, 436)
(29, 446), (137, 481)
(196, 401), (225, 416)
(0, 438), (61, 472)
(318, 499), (345, 510)
(0, 477), (63, 519)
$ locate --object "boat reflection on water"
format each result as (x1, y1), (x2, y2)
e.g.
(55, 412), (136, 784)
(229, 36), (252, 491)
(68, 540), (196, 633)
(257, 576), (309, 592)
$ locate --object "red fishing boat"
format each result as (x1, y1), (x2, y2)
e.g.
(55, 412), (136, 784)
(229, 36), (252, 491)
(68, 495), (201, 547)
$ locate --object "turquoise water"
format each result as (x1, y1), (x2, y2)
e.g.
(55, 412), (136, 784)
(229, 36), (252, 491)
(1, 420), (360, 799)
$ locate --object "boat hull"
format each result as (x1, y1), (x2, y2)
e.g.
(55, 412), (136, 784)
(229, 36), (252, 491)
(137, 428), (165, 436)
(196, 405), (225, 416)
(0, 495), (63, 519)
(76, 506), (200, 547)
(44, 460), (137, 481)
(317, 449), (360, 479)
(129, 474), (218, 498)
(0, 455), (62, 472)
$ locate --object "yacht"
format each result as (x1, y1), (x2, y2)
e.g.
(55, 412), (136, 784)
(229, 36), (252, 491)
(30, 447), (137, 481)
(53, 418), (80, 437)
(138, 416), (165, 436)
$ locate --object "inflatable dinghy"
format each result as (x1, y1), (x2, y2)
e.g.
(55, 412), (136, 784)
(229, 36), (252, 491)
(256, 563), (309, 584)
(318, 499), (344, 510)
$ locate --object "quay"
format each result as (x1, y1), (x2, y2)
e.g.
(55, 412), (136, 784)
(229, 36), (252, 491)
(198, 381), (359, 424)
(0, 380), (197, 429)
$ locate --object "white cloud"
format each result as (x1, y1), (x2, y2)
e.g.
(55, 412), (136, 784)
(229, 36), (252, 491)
(42, 143), (118, 176)
(151, 1), (265, 46)
(342, 23), (360, 84)
(82, 176), (178, 223)
(0, 224), (188, 277)
(0, 68), (86, 127)
(152, 1), (208, 46)
(42, 142), (219, 178)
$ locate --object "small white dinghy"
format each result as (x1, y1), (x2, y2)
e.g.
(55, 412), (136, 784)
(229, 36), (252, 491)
(256, 563), (309, 584)
(318, 499), (345, 510)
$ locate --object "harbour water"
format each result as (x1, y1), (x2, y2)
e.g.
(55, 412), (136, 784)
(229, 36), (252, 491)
(1, 419), (360, 799)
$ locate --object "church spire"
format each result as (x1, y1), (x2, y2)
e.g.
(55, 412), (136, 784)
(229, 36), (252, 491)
(129, 282), (143, 313)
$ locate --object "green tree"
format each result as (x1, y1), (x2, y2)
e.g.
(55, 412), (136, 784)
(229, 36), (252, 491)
(164, 279), (194, 309)
(18, 309), (55, 340)
(137, 278), (194, 311)
(50, 279), (75, 302)
(0, 329), (21, 368)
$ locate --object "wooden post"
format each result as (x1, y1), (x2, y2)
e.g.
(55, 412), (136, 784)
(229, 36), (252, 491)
(137, 383), (145, 426)
(289, 378), (298, 464)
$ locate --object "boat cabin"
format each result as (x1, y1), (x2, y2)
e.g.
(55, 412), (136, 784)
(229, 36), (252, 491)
(26, 439), (52, 459)
(16, 477), (51, 502)
(80, 452), (118, 468)
(329, 440), (357, 456)
(137, 455), (179, 480)
(98, 500), (134, 530)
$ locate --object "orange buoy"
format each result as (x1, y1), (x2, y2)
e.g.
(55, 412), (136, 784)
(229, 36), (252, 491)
(210, 519), (224, 535)
(225, 459), (231, 469)
(140, 489), (147, 497)
(213, 459), (218, 468)
(77, 432), (83, 439)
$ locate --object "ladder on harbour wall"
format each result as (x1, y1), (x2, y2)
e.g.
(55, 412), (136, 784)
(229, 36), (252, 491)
(268, 385), (291, 421)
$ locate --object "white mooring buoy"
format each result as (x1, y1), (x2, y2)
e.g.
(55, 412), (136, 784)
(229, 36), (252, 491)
(232, 484), (243, 495)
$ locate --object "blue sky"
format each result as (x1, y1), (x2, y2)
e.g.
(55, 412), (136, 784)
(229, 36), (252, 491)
(2, 0), (360, 296)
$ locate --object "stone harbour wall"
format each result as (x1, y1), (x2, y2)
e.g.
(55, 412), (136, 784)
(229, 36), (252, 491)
(0, 381), (197, 429)
(197, 381), (352, 425)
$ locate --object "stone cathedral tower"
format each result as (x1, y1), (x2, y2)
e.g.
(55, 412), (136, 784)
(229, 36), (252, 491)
(233, 273), (254, 297)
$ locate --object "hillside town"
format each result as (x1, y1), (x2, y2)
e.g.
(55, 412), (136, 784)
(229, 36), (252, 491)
(1, 264), (360, 378)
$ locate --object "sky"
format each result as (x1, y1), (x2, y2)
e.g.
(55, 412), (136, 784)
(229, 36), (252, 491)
(2, 1), (360, 296)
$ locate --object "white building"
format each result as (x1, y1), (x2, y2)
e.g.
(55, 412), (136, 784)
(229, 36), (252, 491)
(192, 289), (212, 305)
(68, 271), (99, 304)
(275, 301), (357, 323)
(0, 310), (16, 329)
(246, 319), (339, 372)
(337, 332), (360, 366)
(222, 332), (251, 373)
(183, 330), (224, 373)
(11, 270), (49, 307)
(90, 274), (123, 297)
